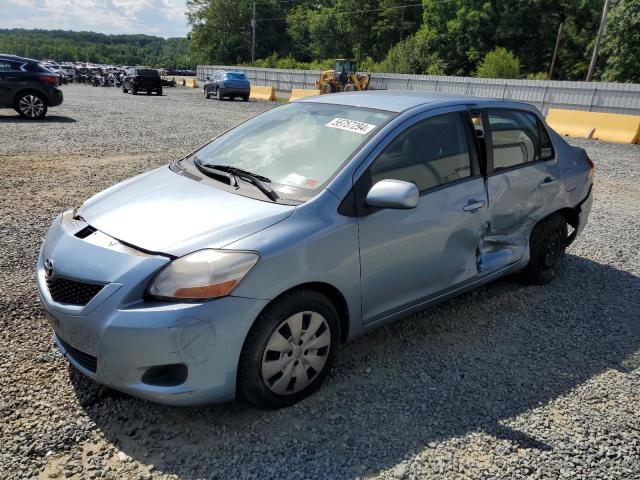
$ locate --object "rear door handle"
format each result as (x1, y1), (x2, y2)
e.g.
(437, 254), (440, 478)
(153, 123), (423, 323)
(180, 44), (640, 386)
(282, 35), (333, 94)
(463, 200), (486, 212)
(539, 177), (558, 188)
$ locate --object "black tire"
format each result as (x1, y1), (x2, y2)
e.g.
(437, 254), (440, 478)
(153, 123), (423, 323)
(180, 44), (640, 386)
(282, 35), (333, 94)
(321, 82), (336, 95)
(237, 290), (340, 409)
(204, 88), (210, 99)
(522, 214), (567, 284)
(14, 91), (48, 119)
(122, 86), (128, 93)
(243, 95), (249, 102)
(343, 82), (357, 92)
(131, 86), (137, 95)
(157, 88), (163, 96)
(217, 88), (225, 100)
(146, 89), (152, 95)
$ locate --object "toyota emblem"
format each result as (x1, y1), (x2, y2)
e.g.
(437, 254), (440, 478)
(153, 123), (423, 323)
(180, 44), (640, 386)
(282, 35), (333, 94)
(44, 258), (55, 279)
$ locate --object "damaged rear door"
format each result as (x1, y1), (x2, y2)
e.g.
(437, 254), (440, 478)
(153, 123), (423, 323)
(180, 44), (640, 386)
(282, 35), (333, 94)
(478, 108), (562, 272)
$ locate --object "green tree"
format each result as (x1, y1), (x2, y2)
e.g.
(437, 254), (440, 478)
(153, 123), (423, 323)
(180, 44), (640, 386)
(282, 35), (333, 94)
(600, 0), (640, 82)
(476, 47), (521, 78)
(0, 29), (193, 67)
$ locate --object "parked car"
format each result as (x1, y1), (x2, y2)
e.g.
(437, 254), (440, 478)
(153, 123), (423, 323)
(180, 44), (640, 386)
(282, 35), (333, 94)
(204, 70), (250, 101)
(0, 54), (63, 119)
(121, 67), (162, 95)
(37, 92), (593, 409)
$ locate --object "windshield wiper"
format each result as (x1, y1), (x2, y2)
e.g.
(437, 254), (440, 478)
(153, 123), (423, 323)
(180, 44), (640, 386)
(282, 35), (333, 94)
(207, 165), (272, 182)
(205, 164), (279, 201)
(194, 159), (238, 187)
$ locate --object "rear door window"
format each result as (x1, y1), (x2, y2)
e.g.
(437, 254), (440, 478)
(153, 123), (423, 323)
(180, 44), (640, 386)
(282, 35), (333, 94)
(487, 109), (554, 171)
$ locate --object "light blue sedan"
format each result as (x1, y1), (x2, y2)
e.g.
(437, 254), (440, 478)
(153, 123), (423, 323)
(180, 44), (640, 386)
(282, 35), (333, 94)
(37, 91), (594, 409)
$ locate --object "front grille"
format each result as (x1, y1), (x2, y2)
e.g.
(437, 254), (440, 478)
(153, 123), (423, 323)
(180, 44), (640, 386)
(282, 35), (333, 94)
(57, 336), (97, 372)
(46, 276), (104, 306)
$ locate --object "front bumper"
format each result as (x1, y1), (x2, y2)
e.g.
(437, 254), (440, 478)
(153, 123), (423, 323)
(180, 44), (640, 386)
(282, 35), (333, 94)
(37, 211), (268, 405)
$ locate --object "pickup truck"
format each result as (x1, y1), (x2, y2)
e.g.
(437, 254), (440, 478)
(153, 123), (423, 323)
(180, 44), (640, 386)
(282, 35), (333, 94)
(122, 67), (162, 96)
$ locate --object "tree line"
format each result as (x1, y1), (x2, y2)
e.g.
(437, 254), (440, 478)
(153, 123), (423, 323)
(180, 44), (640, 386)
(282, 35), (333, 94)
(187, 0), (639, 82)
(0, 29), (193, 68)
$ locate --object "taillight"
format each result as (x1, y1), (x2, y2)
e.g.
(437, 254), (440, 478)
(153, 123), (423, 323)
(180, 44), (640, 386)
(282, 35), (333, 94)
(40, 75), (59, 86)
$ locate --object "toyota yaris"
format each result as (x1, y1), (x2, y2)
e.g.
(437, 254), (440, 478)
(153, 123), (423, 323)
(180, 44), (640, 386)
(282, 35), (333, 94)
(37, 92), (593, 409)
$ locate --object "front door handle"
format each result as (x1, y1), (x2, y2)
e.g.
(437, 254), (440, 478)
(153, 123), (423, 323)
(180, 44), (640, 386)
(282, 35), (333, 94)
(463, 200), (486, 212)
(539, 177), (558, 188)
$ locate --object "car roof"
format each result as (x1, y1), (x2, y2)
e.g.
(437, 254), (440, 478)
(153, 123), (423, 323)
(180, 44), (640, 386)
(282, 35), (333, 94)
(298, 90), (531, 114)
(0, 54), (39, 64)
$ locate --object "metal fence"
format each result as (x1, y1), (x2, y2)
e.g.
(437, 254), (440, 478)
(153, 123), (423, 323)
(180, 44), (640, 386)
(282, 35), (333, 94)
(198, 65), (640, 115)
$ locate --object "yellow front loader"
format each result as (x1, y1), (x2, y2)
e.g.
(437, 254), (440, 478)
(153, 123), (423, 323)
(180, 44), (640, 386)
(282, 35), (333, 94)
(315, 59), (371, 94)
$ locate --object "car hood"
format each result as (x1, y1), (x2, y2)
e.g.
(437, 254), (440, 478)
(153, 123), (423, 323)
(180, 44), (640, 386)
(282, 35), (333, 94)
(78, 165), (295, 256)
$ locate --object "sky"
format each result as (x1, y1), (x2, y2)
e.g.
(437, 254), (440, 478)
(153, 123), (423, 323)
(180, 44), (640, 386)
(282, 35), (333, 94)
(1, 0), (190, 38)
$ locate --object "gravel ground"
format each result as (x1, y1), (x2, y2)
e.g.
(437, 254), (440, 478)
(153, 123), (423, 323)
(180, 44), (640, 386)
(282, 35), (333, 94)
(1, 85), (639, 480)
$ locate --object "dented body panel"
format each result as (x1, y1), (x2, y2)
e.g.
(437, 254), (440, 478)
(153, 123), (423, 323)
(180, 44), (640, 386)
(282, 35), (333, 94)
(37, 92), (593, 405)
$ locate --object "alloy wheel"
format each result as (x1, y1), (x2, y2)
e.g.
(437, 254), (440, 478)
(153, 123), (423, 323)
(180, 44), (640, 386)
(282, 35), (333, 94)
(261, 311), (331, 395)
(19, 95), (45, 118)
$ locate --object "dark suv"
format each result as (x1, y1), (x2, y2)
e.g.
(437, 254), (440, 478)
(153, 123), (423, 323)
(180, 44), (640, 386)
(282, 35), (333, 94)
(122, 67), (162, 96)
(0, 54), (63, 119)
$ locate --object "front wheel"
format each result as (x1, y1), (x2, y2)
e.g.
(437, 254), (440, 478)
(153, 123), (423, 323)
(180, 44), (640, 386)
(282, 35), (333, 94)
(15, 92), (48, 119)
(237, 290), (339, 409)
(122, 86), (128, 93)
(522, 214), (567, 284)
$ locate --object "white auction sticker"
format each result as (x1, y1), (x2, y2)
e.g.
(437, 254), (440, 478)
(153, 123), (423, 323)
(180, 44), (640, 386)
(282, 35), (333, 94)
(326, 118), (376, 135)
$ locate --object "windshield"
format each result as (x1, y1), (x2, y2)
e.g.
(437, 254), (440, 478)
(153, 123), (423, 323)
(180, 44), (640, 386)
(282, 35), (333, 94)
(225, 72), (246, 80)
(194, 102), (392, 194)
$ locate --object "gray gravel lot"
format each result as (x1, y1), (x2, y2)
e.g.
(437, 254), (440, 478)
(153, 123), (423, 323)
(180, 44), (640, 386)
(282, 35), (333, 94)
(1, 85), (639, 480)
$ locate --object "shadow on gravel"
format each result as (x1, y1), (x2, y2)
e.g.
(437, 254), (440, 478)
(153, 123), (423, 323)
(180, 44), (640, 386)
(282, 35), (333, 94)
(0, 115), (77, 123)
(71, 254), (640, 479)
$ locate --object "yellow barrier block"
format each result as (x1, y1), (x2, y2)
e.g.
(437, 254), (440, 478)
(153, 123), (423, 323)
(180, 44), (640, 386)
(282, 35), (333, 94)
(250, 85), (276, 101)
(546, 108), (640, 144)
(289, 88), (320, 102)
(185, 78), (198, 88)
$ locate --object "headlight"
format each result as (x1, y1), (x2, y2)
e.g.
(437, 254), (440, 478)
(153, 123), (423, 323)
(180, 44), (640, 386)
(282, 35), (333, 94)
(147, 250), (259, 301)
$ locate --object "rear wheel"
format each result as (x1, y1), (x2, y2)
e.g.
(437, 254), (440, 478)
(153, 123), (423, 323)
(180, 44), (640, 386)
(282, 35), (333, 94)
(146, 89), (152, 95)
(122, 85), (128, 93)
(343, 82), (357, 92)
(522, 214), (567, 284)
(15, 92), (47, 119)
(242, 95), (249, 102)
(156, 88), (163, 96)
(131, 86), (137, 95)
(217, 88), (225, 100)
(237, 290), (339, 409)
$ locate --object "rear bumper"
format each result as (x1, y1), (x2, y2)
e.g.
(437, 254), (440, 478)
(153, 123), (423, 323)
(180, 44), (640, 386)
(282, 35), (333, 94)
(219, 87), (250, 97)
(568, 183), (593, 244)
(45, 87), (63, 107)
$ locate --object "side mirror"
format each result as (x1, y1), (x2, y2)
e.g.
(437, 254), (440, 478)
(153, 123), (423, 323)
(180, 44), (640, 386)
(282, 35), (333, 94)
(366, 179), (419, 209)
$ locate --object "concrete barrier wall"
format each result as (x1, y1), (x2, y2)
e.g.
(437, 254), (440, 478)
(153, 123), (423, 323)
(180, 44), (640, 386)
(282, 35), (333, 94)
(547, 109), (640, 144)
(198, 65), (640, 116)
